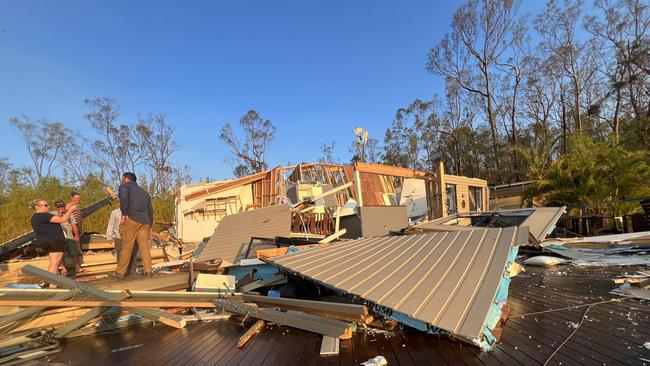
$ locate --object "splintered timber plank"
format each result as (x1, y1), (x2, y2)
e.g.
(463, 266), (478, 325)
(319, 336), (340, 356)
(0, 300), (218, 308)
(240, 274), (287, 293)
(238, 320), (265, 348)
(1, 286), (206, 334)
(242, 294), (368, 316)
(0, 290), (79, 328)
(21, 265), (186, 330)
(243, 294), (373, 324)
(215, 299), (351, 338)
(54, 307), (112, 338)
(0, 288), (237, 302)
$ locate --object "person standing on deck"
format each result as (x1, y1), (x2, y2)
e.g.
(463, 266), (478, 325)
(52, 201), (83, 273)
(111, 172), (154, 279)
(107, 207), (138, 275)
(68, 192), (86, 273)
(30, 199), (78, 278)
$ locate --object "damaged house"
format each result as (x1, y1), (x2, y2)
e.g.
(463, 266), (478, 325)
(2, 161), (650, 365)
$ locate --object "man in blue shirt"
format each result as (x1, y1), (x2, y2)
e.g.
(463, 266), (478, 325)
(112, 172), (154, 279)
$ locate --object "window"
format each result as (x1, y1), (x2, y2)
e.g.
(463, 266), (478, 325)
(469, 186), (483, 212)
(446, 184), (458, 215)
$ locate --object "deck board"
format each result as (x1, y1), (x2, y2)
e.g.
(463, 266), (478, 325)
(40, 264), (650, 365)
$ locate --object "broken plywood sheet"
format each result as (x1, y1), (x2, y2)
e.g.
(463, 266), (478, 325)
(399, 178), (428, 218)
(196, 204), (291, 265)
(271, 227), (527, 340)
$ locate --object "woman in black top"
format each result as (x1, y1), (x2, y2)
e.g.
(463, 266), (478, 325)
(30, 199), (78, 274)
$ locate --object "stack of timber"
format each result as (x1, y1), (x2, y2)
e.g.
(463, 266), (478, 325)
(0, 248), (168, 287)
(0, 265), (205, 361)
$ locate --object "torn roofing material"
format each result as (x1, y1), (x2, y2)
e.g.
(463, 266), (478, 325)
(272, 227), (527, 339)
(196, 204), (291, 264)
(520, 206), (565, 242)
(411, 207), (564, 243)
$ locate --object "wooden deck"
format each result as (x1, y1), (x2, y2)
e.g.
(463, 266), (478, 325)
(42, 265), (650, 365)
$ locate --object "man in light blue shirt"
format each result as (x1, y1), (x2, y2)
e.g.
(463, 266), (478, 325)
(106, 207), (138, 275)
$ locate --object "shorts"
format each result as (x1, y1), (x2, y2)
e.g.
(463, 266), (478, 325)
(39, 241), (65, 254)
(64, 239), (83, 257)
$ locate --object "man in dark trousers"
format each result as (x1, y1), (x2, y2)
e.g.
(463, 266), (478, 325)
(111, 172), (154, 279)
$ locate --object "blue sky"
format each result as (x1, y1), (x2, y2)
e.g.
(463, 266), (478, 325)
(0, 1), (544, 180)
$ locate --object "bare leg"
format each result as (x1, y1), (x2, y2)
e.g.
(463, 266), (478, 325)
(48, 252), (64, 274)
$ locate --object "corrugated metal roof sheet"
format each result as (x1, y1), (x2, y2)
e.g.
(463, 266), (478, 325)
(520, 207), (565, 242)
(196, 204), (291, 264)
(272, 227), (527, 338)
(412, 207), (564, 243)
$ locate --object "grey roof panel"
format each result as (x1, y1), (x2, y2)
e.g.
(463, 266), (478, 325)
(197, 204), (291, 264)
(272, 226), (527, 338)
(520, 207), (565, 242)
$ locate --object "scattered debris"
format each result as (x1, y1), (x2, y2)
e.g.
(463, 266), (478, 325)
(361, 356), (388, 366)
(110, 343), (144, 353)
(3, 161), (650, 363)
(237, 320), (264, 348)
(523, 256), (569, 266)
(319, 335), (340, 356)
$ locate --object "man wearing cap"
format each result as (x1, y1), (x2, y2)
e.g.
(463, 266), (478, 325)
(52, 201), (84, 274)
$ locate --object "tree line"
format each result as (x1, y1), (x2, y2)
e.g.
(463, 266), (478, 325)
(381, 0), (649, 183)
(4, 97), (190, 194)
(221, 0), (650, 215)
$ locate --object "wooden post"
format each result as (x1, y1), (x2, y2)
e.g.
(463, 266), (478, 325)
(353, 165), (363, 207)
(439, 161), (447, 217)
(189, 258), (195, 289)
(238, 320), (265, 348)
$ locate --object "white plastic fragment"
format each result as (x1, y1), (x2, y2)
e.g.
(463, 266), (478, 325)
(523, 256), (568, 266)
(361, 356), (388, 366)
(644, 341), (650, 350)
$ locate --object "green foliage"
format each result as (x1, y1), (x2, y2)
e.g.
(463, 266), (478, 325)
(523, 135), (650, 215)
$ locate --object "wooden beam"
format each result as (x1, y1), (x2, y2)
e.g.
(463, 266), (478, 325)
(320, 336), (340, 356)
(355, 162), (431, 179)
(0, 300), (215, 308)
(240, 274), (287, 293)
(54, 307), (112, 338)
(308, 182), (353, 204)
(238, 320), (264, 348)
(318, 229), (346, 244)
(1, 249), (165, 273)
(242, 294), (368, 316)
(21, 265), (186, 330)
(81, 242), (115, 250)
(183, 170), (269, 201)
(0, 289), (79, 328)
(254, 243), (333, 260)
(0, 300), (219, 308)
(0, 288), (232, 302)
(215, 299), (352, 338)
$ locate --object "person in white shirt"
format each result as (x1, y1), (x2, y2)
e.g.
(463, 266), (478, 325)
(107, 208), (138, 275)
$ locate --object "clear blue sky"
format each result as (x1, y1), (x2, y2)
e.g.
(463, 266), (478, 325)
(0, 1), (544, 181)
